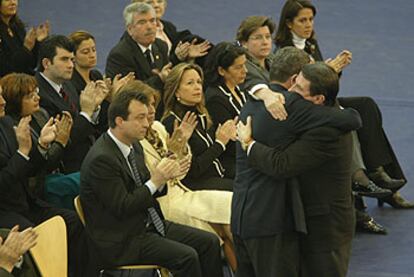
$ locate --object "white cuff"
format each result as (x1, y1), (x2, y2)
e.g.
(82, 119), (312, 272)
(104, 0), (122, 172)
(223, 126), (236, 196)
(80, 105), (100, 124)
(249, 84), (269, 99)
(246, 141), (256, 156)
(215, 139), (226, 151)
(145, 180), (158, 195)
(17, 150), (30, 161)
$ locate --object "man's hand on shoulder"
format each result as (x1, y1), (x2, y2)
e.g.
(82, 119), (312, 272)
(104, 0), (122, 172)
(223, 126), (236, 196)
(256, 88), (288, 121)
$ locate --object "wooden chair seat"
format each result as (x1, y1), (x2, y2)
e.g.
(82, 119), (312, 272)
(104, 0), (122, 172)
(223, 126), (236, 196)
(73, 196), (169, 277)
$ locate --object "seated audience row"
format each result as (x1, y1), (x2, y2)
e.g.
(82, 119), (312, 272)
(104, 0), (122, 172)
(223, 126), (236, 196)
(0, 0), (412, 275)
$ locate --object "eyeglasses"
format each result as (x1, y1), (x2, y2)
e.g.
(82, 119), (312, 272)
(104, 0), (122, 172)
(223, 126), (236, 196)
(24, 87), (40, 100)
(249, 34), (272, 41)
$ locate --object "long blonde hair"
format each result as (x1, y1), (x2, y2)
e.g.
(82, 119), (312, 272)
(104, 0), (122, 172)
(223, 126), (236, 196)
(162, 63), (212, 128)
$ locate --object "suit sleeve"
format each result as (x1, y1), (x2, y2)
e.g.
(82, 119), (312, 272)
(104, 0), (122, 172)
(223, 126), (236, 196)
(68, 115), (96, 144)
(240, 60), (268, 93)
(0, 152), (31, 192)
(106, 47), (165, 92)
(105, 49), (138, 79)
(0, 27), (37, 77)
(0, 268), (13, 277)
(288, 96), (362, 134)
(248, 127), (342, 178)
(87, 154), (155, 219)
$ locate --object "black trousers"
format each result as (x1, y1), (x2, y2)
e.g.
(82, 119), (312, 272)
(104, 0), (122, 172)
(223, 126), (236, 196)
(121, 221), (223, 277)
(0, 206), (88, 277)
(338, 97), (405, 181)
(299, 240), (352, 277)
(233, 232), (300, 277)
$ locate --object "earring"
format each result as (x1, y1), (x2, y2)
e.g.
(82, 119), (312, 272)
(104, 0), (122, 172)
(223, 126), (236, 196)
(177, 96), (181, 102)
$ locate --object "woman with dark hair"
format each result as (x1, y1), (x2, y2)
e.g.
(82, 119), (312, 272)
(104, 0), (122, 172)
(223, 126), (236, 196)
(275, 0), (351, 71)
(204, 42), (247, 178)
(275, 0), (411, 211)
(68, 30), (134, 96)
(0, 0), (50, 77)
(162, 63), (237, 191)
(0, 73), (73, 204)
(69, 30), (134, 133)
(68, 30), (103, 94)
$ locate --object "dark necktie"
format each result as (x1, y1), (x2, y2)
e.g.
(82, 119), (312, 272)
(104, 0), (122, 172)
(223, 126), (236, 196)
(59, 87), (77, 113)
(127, 149), (165, 236)
(144, 49), (155, 69)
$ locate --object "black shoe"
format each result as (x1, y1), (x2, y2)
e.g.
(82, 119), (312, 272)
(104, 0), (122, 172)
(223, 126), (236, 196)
(356, 218), (387, 235)
(352, 181), (392, 198)
(368, 167), (406, 190)
(378, 193), (414, 209)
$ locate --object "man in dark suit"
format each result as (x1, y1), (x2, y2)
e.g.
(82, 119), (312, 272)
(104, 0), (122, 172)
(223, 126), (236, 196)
(36, 35), (107, 173)
(105, 3), (172, 100)
(80, 90), (223, 277)
(231, 49), (361, 276)
(0, 86), (88, 276)
(236, 62), (356, 277)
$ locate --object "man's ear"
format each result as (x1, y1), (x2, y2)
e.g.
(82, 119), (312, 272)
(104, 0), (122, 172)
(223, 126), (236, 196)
(218, 66), (225, 77)
(115, 116), (124, 127)
(313, 94), (325, 105)
(126, 24), (133, 35)
(289, 74), (298, 86)
(41, 58), (51, 71)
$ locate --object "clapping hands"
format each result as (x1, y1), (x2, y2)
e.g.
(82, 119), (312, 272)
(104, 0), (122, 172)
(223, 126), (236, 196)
(167, 111), (198, 157)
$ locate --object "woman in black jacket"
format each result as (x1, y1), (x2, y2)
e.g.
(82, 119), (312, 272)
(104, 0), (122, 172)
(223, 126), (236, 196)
(204, 42), (247, 178)
(162, 63), (237, 191)
(0, 0), (49, 77)
(275, 0), (411, 209)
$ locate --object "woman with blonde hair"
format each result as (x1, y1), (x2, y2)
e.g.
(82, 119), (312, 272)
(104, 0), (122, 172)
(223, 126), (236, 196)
(162, 63), (237, 191)
(120, 80), (237, 271)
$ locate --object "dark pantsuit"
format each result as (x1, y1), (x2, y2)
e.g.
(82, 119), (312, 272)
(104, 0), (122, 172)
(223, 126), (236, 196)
(234, 233), (300, 277)
(338, 97), (402, 175)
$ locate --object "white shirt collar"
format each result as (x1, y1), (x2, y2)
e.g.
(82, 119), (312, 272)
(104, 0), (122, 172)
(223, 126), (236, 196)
(137, 43), (153, 54)
(291, 31), (306, 50)
(107, 129), (132, 159)
(39, 72), (63, 95)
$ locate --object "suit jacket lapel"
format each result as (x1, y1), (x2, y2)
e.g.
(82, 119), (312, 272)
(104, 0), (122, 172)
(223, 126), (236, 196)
(36, 73), (71, 114)
(124, 33), (153, 78)
(152, 42), (164, 71)
(103, 133), (136, 183)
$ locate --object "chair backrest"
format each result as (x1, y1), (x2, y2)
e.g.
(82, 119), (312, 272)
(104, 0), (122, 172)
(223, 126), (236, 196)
(73, 196), (169, 276)
(30, 216), (68, 277)
(74, 195), (86, 226)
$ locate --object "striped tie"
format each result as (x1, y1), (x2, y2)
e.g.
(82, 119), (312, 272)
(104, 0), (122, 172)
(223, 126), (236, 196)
(128, 149), (165, 236)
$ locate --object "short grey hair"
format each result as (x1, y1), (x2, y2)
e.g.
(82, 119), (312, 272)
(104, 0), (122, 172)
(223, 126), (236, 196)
(123, 2), (155, 27)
